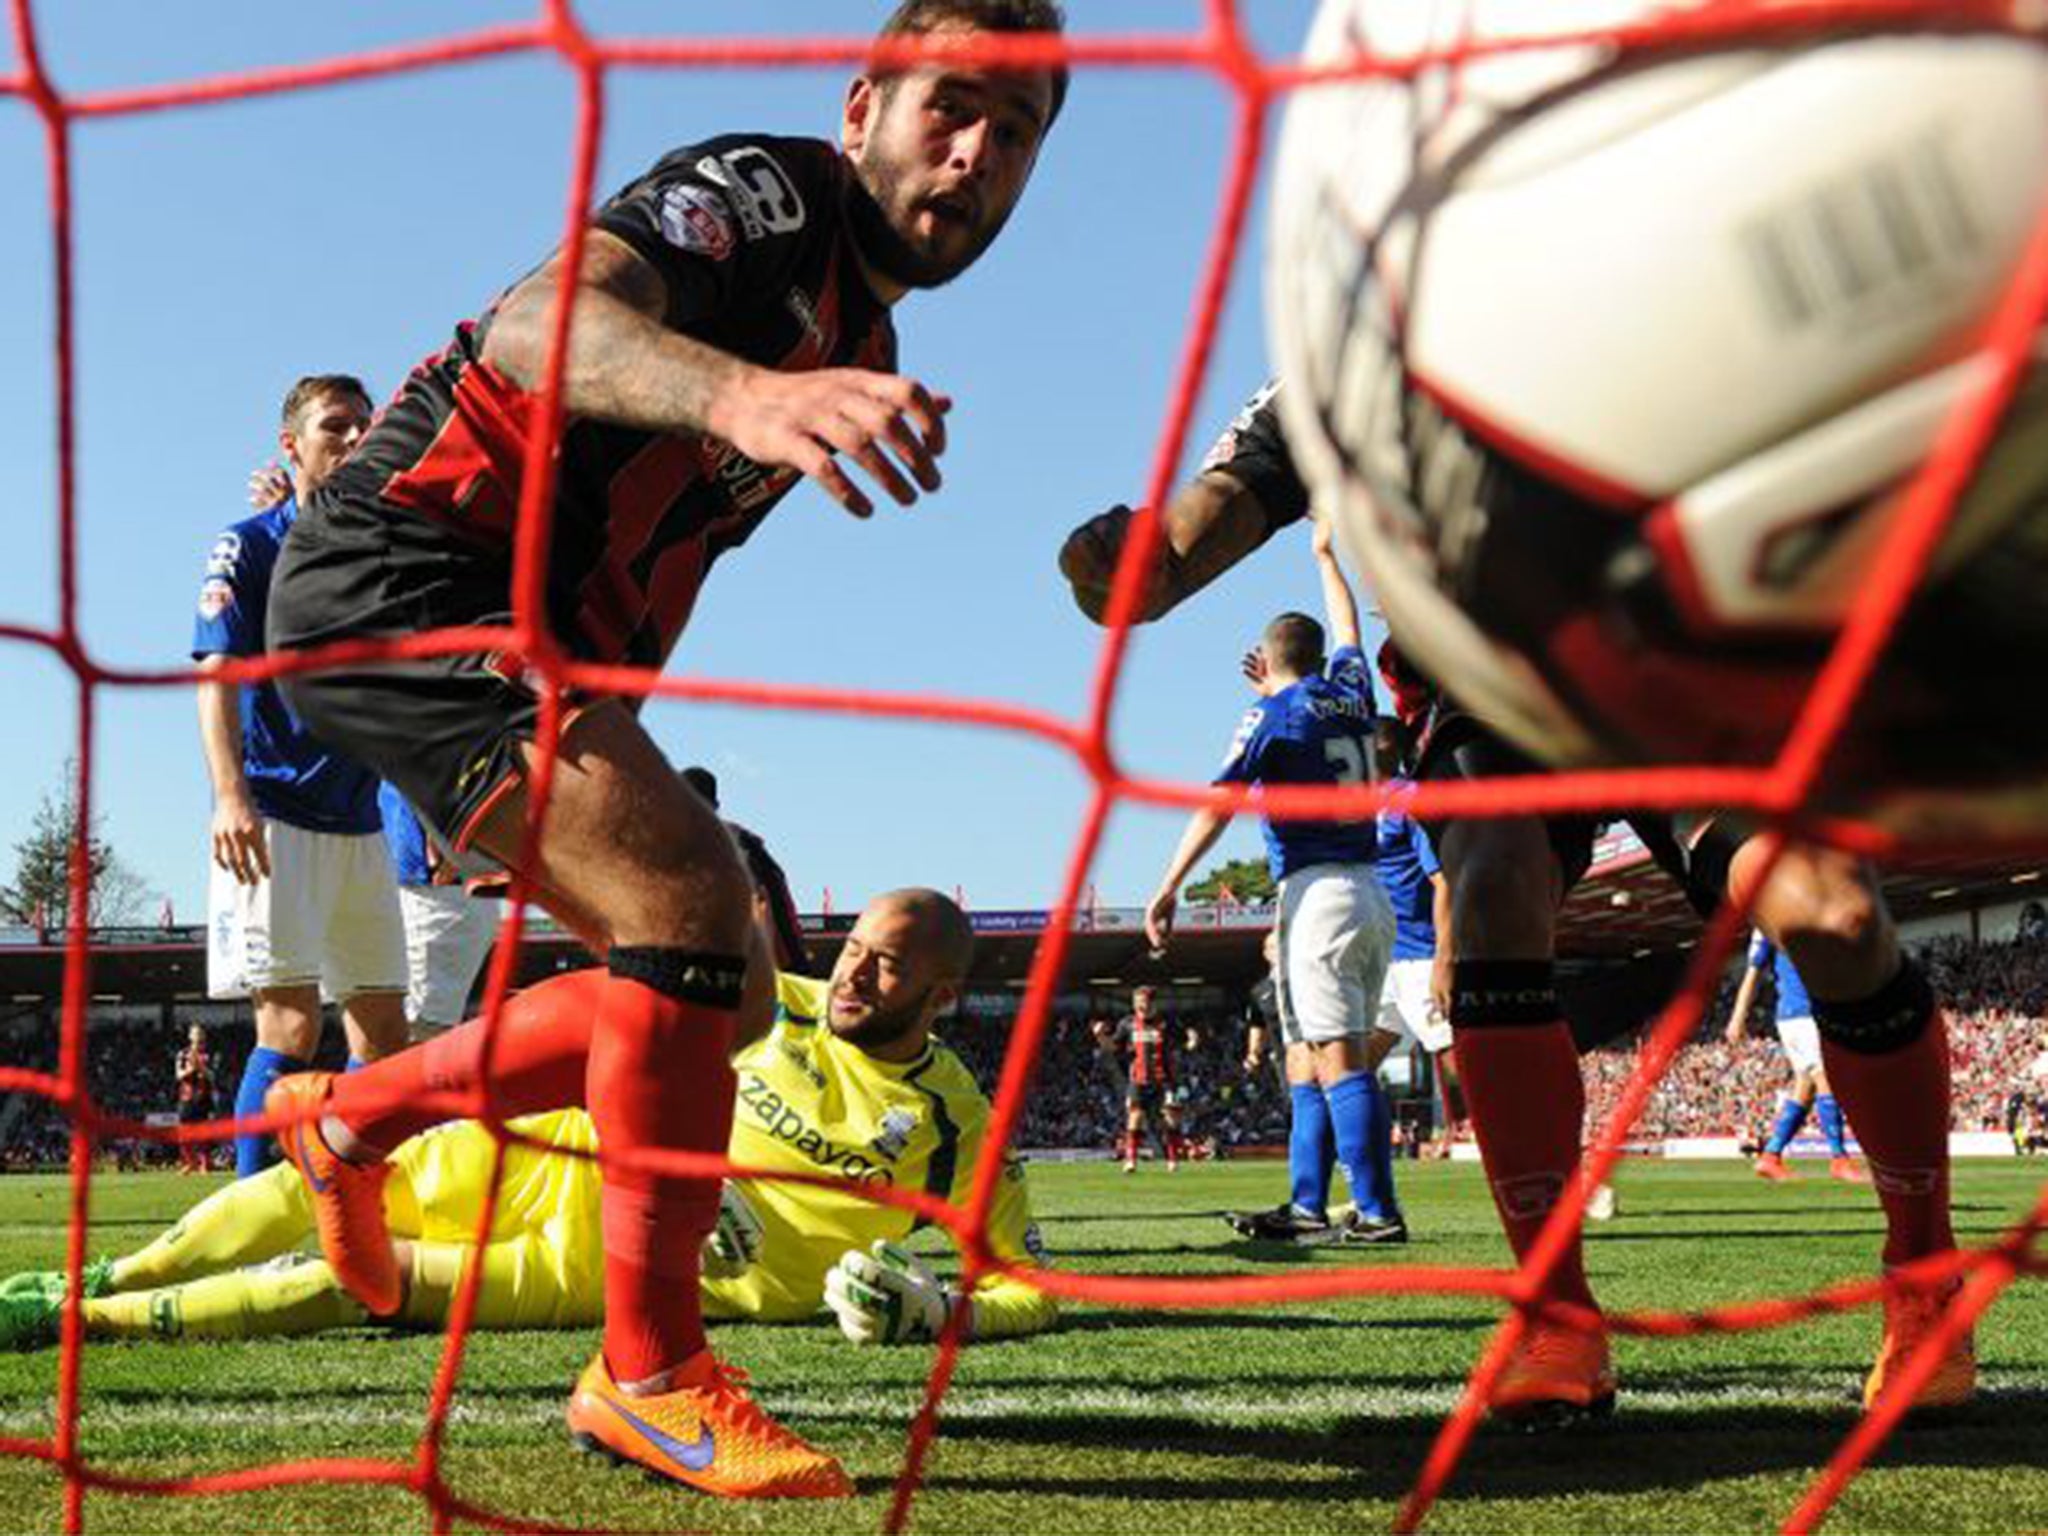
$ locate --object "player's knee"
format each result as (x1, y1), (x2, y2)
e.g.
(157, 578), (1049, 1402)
(1766, 851), (1895, 995)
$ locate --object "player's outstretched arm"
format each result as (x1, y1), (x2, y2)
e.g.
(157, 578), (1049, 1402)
(1059, 470), (1283, 625)
(484, 231), (949, 520)
(1311, 515), (1362, 655)
(1146, 807), (1232, 954)
(1724, 962), (1765, 1045)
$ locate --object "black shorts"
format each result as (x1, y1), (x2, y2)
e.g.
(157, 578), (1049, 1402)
(1415, 711), (1727, 919)
(267, 490), (591, 857)
(1414, 711), (1604, 891)
(1127, 1081), (1171, 1116)
(176, 1097), (210, 1126)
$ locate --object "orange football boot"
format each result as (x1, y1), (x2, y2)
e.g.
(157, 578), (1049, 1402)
(1830, 1157), (1871, 1185)
(1863, 1281), (1976, 1411)
(568, 1350), (853, 1499)
(1754, 1152), (1796, 1181)
(1489, 1317), (1617, 1428)
(265, 1073), (401, 1315)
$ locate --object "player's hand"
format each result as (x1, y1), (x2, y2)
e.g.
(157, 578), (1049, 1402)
(1144, 889), (1178, 956)
(1311, 511), (1337, 562)
(700, 1181), (764, 1280)
(1431, 953), (1453, 1023)
(1240, 648), (1274, 697)
(1723, 1019), (1745, 1046)
(716, 366), (948, 520)
(823, 1241), (953, 1346)
(247, 461), (291, 510)
(211, 794), (270, 885)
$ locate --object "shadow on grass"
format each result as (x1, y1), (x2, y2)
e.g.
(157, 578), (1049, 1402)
(1051, 1310), (1495, 1335)
(923, 1384), (2048, 1504)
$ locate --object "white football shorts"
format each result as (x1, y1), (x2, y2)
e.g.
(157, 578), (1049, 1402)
(1274, 862), (1394, 1046)
(1376, 957), (1452, 1054)
(399, 883), (499, 1033)
(207, 820), (405, 1002)
(1776, 1014), (1824, 1076)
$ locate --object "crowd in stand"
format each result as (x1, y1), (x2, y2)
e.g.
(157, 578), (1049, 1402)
(0, 935), (2041, 1169)
(1582, 937), (2048, 1143)
(942, 1007), (1292, 1154)
(0, 1016), (341, 1171)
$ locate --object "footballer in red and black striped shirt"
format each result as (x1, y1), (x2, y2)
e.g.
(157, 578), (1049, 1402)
(1103, 986), (1187, 1172)
(260, 0), (1068, 1500)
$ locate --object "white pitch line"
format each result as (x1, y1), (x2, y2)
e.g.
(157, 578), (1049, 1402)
(1, 1377), (2038, 1438)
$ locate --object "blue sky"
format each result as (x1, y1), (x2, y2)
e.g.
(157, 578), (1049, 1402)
(0, 0), (1380, 922)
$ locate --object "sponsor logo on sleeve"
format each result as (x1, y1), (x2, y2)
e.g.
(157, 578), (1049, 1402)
(197, 578), (234, 620)
(658, 183), (737, 261)
(205, 532), (241, 577)
(1200, 379), (1280, 473)
(1219, 708), (1262, 774)
(698, 147), (806, 240)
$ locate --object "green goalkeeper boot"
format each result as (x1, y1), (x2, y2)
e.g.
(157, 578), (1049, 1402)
(0, 1256), (115, 1305)
(0, 1289), (61, 1351)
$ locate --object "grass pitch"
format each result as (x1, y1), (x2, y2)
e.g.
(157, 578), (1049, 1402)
(0, 1158), (2040, 1533)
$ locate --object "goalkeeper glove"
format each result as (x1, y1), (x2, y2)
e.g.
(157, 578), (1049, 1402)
(699, 1182), (764, 1280)
(823, 1241), (959, 1345)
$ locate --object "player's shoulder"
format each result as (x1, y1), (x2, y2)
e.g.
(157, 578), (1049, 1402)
(636, 132), (840, 235)
(205, 502), (292, 568)
(774, 970), (830, 1031)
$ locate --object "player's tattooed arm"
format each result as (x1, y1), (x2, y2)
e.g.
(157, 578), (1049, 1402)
(484, 231), (949, 519)
(1059, 469), (1281, 626)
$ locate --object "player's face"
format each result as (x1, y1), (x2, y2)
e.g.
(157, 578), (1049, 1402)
(828, 903), (955, 1057)
(281, 391), (372, 497)
(843, 31), (1054, 290)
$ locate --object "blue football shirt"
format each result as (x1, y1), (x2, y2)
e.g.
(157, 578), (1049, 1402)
(1375, 793), (1440, 961)
(379, 783), (433, 887)
(1215, 644), (1378, 882)
(1747, 931), (1814, 1022)
(192, 500), (381, 835)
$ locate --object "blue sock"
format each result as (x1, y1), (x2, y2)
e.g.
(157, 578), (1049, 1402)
(345, 1056), (365, 1074)
(1325, 1073), (1396, 1220)
(1364, 1074), (1398, 1219)
(1288, 1083), (1335, 1217)
(1765, 1095), (1809, 1157)
(233, 1046), (307, 1178)
(1815, 1094), (1848, 1157)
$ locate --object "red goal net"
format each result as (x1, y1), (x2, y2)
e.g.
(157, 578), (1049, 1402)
(2, 2), (2044, 1532)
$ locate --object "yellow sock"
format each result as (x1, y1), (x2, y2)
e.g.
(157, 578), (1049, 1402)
(109, 1163), (315, 1292)
(84, 1260), (367, 1341)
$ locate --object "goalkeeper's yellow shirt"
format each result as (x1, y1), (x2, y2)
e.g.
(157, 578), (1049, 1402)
(388, 974), (1055, 1337)
(702, 974), (1057, 1338)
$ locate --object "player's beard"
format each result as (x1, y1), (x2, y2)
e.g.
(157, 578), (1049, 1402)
(830, 983), (938, 1054)
(845, 153), (1004, 291)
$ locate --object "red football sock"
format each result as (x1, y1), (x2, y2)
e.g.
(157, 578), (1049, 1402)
(1123, 1129), (1138, 1163)
(326, 969), (606, 1156)
(1820, 1011), (1955, 1269)
(1450, 971), (1596, 1313)
(588, 958), (740, 1384)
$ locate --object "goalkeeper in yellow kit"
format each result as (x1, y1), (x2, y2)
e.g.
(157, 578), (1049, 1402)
(0, 890), (1056, 1349)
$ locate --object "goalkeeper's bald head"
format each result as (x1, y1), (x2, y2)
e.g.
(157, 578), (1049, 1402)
(826, 889), (976, 1059)
(874, 887), (975, 983)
